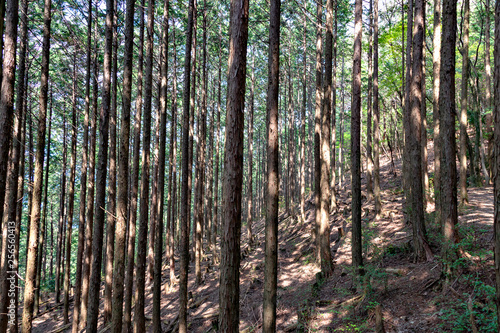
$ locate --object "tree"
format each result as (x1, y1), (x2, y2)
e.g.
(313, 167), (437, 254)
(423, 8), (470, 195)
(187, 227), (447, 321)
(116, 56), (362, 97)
(459, 0), (470, 206)
(219, 0), (249, 330)
(351, 0), (363, 276)
(433, 0), (441, 223)
(493, 0), (500, 326)
(86, 0), (113, 328)
(263, 0), (280, 330)
(110, 0), (134, 329)
(21, 0), (48, 330)
(373, 0), (381, 215)
(439, 0), (460, 267)
(179, 0), (195, 330)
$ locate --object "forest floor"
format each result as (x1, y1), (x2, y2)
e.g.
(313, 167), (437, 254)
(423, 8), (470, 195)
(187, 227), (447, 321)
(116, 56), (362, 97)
(31, 142), (496, 332)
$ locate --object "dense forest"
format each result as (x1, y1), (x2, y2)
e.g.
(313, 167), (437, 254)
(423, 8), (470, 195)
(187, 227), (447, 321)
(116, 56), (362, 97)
(0, 0), (499, 331)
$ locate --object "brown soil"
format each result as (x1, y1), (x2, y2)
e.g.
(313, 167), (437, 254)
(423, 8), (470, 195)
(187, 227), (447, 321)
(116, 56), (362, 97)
(30, 141), (496, 332)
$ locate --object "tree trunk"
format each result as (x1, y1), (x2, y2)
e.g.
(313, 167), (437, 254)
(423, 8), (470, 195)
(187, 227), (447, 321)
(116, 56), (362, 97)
(103, 1), (119, 322)
(133, 0), (153, 329)
(440, 0), (460, 264)
(493, 0), (500, 327)
(247, 54), (255, 246)
(432, 0), (442, 223)
(123, 0), (144, 329)
(314, 0), (323, 261)
(403, 0), (413, 225)
(179, 1), (195, 331)
(63, 55), (78, 325)
(219, 0), (249, 330)
(459, 0), (470, 206)
(72, 0), (92, 329)
(367, 0), (373, 201)
(300, 5), (306, 224)
(79, 35), (98, 330)
(86, 0), (113, 328)
(263, 0), (280, 331)
(373, 0), (381, 215)
(110, 0), (133, 330)
(351, 0), (363, 276)
(21, 0), (48, 328)
(0, 0), (18, 227)
(485, 0), (494, 183)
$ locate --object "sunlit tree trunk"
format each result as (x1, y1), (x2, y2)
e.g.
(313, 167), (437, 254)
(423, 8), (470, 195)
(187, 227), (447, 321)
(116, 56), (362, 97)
(459, 0), (470, 206)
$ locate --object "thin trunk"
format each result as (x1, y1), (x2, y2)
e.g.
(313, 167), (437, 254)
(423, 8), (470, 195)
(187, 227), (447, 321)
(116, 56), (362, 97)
(352, 0), (363, 276)
(247, 54), (255, 245)
(300, 4), (306, 224)
(133, 0), (153, 328)
(432, 0), (441, 221)
(111, 0), (133, 329)
(493, 0), (500, 327)
(485, 0), (493, 183)
(104, 1), (119, 322)
(123, 0), (144, 329)
(373, 0), (381, 215)
(263, 0), (280, 331)
(55, 119), (67, 305)
(330, 3), (338, 210)
(79, 33), (98, 331)
(72, 0), (92, 329)
(179, 0), (195, 330)
(21, 0), (49, 328)
(219, 0), (249, 330)
(86, 0), (113, 328)
(367, 0), (373, 201)
(63, 55), (78, 325)
(459, 0), (470, 205)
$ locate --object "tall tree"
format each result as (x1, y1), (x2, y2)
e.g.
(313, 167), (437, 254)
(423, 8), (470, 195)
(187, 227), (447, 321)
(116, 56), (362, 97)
(134, 0), (154, 328)
(21, 0), (49, 329)
(492, 0), (500, 327)
(439, 0), (460, 266)
(373, 0), (381, 215)
(111, 0), (134, 329)
(320, 0), (334, 277)
(152, 0), (168, 329)
(459, 0), (470, 205)
(247, 53), (255, 246)
(86, 0), (113, 329)
(351, 0), (363, 276)
(300, 3), (306, 224)
(71, 0), (92, 330)
(219, 0), (249, 330)
(263, 0), (280, 330)
(0, 0), (18, 225)
(432, 0), (441, 222)
(179, 0), (195, 330)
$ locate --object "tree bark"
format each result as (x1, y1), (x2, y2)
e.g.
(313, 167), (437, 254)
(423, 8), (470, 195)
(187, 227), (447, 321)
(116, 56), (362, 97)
(459, 0), (470, 206)
(432, 0), (442, 223)
(219, 0), (249, 330)
(351, 0), (363, 276)
(247, 54), (255, 246)
(493, 0), (500, 327)
(179, 1), (195, 331)
(263, 0), (280, 331)
(86, 0), (113, 328)
(373, 0), (381, 215)
(21, 0), (48, 328)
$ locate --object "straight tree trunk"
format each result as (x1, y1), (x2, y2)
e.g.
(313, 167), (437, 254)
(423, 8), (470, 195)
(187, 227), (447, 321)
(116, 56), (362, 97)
(373, 0), (381, 215)
(330, 3), (338, 210)
(104, 2), (119, 321)
(79, 32), (98, 331)
(179, 1), (195, 330)
(86, 0), (113, 328)
(133, 0), (154, 328)
(247, 54), (255, 245)
(367, 0), (374, 201)
(459, 0), (470, 205)
(0, 0), (24, 327)
(493, 0), (500, 327)
(123, 0), (144, 329)
(314, 0), (323, 260)
(219, 0), (249, 330)
(63, 56), (78, 325)
(152, 0), (168, 330)
(0, 0), (18, 226)
(263, 0), (280, 331)
(21, 0), (49, 328)
(409, 0), (430, 261)
(320, 0), (334, 277)
(71, 0), (92, 329)
(111, 0), (134, 330)
(440, 0), (460, 263)
(300, 4), (306, 224)
(194, 0), (208, 284)
(351, 0), (363, 276)
(432, 0), (442, 221)
(485, 0), (493, 183)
